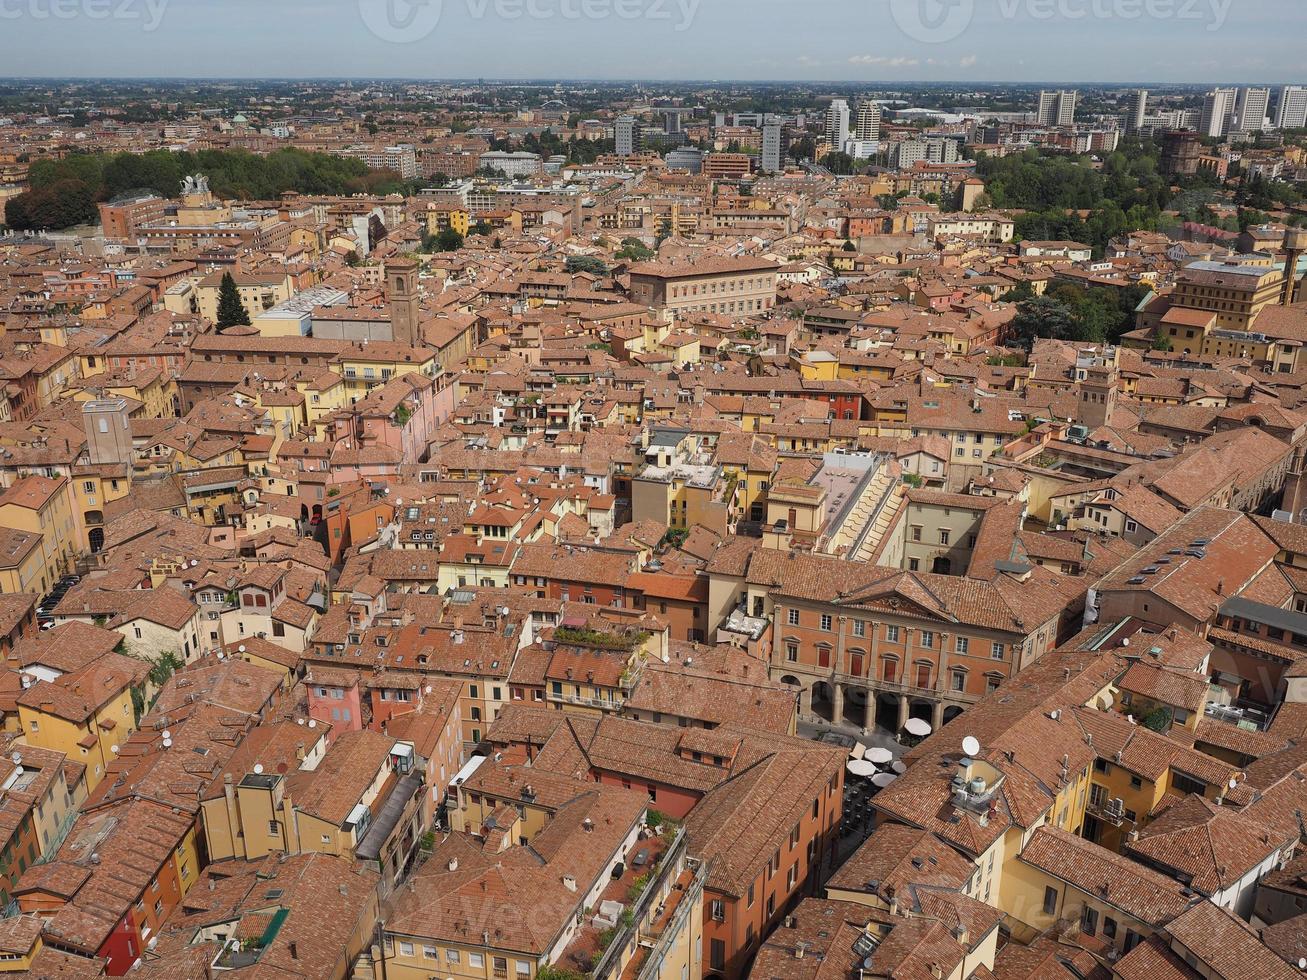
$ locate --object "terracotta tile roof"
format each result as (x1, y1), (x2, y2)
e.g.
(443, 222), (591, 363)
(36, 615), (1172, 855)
(17, 799), (194, 954)
(827, 822), (975, 899)
(1018, 825), (1196, 925)
(1192, 717), (1286, 761)
(385, 783), (646, 954)
(1112, 934), (1198, 980)
(623, 655), (795, 732)
(1165, 899), (1300, 980)
(1093, 508), (1279, 625)
(1126, 793), (1290, 895)
(289, 728), (394, 825)
(1260, 913), (1307, 969)
(685, 743), (844, 898)
(16, 652), (148, 723)
(1118, 661), (1210, 713)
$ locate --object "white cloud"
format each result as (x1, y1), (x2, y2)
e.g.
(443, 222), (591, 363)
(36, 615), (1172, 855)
(847, 54), (920, 68)
(959, 54), (979, 68)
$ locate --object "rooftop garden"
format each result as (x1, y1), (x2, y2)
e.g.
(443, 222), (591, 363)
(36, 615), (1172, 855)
(554, 626), (650, 652)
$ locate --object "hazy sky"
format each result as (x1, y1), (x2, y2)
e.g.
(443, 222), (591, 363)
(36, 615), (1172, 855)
(1, 0), (1303, 83)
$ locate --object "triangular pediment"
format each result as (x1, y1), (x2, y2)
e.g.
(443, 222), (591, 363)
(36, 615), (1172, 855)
(834, 573), (957, 623)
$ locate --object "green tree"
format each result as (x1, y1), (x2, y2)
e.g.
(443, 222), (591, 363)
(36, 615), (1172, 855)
(429, 227), (464, 252)
(1009, 296), (1082, 351)
(148, 650), (184, 689)
(999, 280), (1036, 303)
(824, 151), (855, 175)
(216, 272), (251, 328)
(615, 237), (654, 261)
(566, 255), (610, 276)
(1142, 705), (1173, 733)
(4, 178), (98, 231)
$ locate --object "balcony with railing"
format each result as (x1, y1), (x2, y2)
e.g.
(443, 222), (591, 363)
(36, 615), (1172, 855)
(556, 825), (697, 980)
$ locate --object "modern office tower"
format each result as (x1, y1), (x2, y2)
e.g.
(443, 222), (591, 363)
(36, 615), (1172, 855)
(659, 107), (687, 134)
(1275, 86), (1307, 130)
(761, 117), (785, 173)
(1200, 88), (1238, 138)
(826, 99), (851, 152)
(854, 101), (882, 142)
(615, 115), (640, 157)
(664, 146), (703, 174)
(1128, 89), (1148, 133)
(1037, 90), (1078, 127)
(1234, 87), (1272, 133)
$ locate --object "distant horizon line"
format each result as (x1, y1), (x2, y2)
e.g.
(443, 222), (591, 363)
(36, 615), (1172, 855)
(0, 75), (1303, 89)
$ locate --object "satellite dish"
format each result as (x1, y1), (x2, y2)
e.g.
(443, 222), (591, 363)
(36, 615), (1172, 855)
(238, 644), (246, 653)
(961, 735), (981, 758)
(10, 752), (21, 765)
(296, 718), (305, 725)
(110, 745), (119, 754)
(190, 559), (198, 567)
(161, 731), (171, 740)
(1229, 777), (1238, 790)
(425, 686), (433, 694)
(308, 720), (317, 728)
(162, 737), (172, 748)
(253, 764), (264, 774)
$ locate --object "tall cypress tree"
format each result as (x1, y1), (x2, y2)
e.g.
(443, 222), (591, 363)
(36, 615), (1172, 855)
(216, 272), (251, 329)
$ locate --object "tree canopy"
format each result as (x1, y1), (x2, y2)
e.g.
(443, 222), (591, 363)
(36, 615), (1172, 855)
(4, 178), (98, 231)
(615, 237), (654, 262)
(216, 273), (251, 329)
(7, 147), (409, 232)
(978, 141), (1171, 258)
(425, 227), (464, 252)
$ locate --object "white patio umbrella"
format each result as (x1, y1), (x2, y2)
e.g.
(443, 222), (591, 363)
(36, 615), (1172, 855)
(904, 718), (933, 737)
(864, 747), (894, 765)
(891, 760), (908, 775)
(871, 773), (897, 788)
(846, 759), (877, 777)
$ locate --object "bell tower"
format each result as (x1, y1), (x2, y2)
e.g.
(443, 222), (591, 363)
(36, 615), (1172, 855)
(387, 257), (421, 346)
